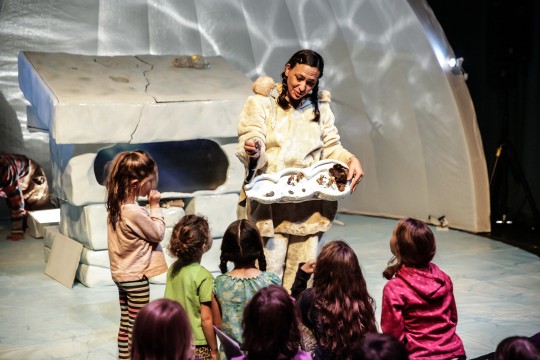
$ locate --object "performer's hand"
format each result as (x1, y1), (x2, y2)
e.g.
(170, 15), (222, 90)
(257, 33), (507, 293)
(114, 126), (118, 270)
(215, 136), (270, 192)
(300, 259), (316, 274)
(347, 156), (364, 192)
(244, 139), (261, 159)
(148, 189), (161, 208)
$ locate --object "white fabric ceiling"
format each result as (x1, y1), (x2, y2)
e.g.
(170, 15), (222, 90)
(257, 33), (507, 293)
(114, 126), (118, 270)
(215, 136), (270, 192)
(0, 0), (490, 232)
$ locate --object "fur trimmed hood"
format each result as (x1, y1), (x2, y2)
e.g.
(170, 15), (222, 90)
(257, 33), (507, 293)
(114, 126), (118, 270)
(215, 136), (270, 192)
(252, 76), (331, 103)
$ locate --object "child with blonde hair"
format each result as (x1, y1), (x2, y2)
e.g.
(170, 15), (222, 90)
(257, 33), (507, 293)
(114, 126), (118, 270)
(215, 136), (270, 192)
(381, 218), (466, 360)
(165, 214), (219, 360)
(105, 150), (167, 359)
(213, 219), (281, 355)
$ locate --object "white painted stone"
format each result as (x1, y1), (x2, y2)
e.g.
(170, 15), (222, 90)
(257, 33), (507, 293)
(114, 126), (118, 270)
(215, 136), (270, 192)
(26, 209), (61, 238)
(59, 202), (108, 250)
(161, 207), (186, 228)
(80, 247), (110, 268)
(201, 238), (222, 274)
(213, 143), (244, 194)
(76, 264), (115, 287)
(53, 147), (241, 206)
(18, 52), (251, 144)
(185, 193), (239, 239)
(43, 226), (59, 249)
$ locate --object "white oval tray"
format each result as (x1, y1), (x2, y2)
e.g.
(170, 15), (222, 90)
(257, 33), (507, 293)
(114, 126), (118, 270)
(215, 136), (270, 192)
(244, 159), (351, 204)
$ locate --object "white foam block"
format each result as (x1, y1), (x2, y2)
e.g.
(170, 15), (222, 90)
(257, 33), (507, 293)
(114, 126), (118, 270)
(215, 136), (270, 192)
(53, 147), (241, 206)
(80, 247), (110, 268)
(77, 263), (166, 287)
(59, 202), (108, 250)
(18, 52), (251, 144)
(27, 209), (60, 238)
(185, 193), (239, 239)
(161, 207), (186, 228)
(201, 238), (222, 274)
(43, 225), (60, 249)
(49, 140), (107, 205)
(76, 263), (114, 287)
(59, 202), (183, 250)
(79, 226), (176, 269)
(44, 226), (170, 287)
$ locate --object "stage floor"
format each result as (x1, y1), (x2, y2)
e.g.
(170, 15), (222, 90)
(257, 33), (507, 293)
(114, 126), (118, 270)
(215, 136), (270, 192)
(1, 214), (539, 359)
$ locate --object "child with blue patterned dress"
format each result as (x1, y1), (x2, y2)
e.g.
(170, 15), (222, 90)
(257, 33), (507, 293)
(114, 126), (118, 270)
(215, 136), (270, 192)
(213, 219), (281, 357)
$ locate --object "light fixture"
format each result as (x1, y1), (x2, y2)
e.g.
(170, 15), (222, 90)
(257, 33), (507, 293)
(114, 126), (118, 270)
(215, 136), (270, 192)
(447, 57), (468, 80)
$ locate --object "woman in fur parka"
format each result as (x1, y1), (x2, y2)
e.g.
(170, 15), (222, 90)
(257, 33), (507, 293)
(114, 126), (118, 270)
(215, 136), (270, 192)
(236, 49), (364, 291)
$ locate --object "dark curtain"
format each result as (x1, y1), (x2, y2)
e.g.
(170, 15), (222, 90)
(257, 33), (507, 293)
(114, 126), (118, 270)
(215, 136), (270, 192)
(426, 0), (540, 231)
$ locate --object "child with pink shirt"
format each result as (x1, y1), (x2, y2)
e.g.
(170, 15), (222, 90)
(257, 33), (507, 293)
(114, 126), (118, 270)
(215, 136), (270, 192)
(381, 218), (466, 360)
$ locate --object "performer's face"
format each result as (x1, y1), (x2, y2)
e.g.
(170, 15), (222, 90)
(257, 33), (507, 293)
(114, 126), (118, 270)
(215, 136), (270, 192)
(284, 63), (320, 104)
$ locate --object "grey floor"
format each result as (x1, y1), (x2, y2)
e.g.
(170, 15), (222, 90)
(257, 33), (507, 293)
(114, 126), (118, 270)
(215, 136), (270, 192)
(1, 214), (539, 359)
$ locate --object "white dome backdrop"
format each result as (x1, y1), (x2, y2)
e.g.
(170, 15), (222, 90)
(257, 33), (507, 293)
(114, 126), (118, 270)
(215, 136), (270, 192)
(0, 0), (490, 232)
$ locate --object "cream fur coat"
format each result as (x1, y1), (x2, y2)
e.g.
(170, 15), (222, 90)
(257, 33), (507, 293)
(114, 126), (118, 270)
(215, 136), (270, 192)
(236, 76), (354, 237)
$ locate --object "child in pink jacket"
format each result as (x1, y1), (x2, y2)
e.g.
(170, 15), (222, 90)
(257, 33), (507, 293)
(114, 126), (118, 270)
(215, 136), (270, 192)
(381, 218), (466, 360)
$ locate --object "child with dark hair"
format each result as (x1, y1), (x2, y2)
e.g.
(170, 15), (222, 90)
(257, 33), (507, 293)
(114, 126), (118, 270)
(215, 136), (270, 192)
(132, 298), (195, 360)
(291, 240), (378, 360)
(494, 336), (540, 360)
(381, 218), (466, 360)
(233, 284), (312, 360)
(352, 333), (408, 360)
(214, 219), (281, 356)
(164, 214), (219, 360)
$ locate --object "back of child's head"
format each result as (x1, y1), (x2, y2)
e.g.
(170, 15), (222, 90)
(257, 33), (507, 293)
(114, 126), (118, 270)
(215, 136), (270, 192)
(105, 150), (158, 229)
(383, 218), (436, 280)
(313, 240), (367, 292)
(168, 214), (211, 277)
(312, 241), (378, 357)
(352, 333), (408, 360)
(132, 298), (193, 360)
(219, 219), (266, 274)
(242, 284), (301, 360)
(495, 336), (540, 360)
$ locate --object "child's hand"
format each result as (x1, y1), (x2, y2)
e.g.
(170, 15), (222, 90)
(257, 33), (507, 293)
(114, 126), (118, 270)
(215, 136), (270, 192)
(7, 230), (24, 241)
(301, 259), (316, 274)
(244, 139), (261, 159)
(210, 348), (219, 360)
(147, 189), (161, 208)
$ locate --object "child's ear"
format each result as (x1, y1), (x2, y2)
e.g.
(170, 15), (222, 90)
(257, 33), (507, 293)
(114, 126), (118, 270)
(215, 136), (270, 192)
(130, 179), (139, 188)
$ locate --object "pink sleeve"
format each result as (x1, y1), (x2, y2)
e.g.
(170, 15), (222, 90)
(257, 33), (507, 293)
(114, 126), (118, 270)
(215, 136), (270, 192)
(381, 281), (406, 341)
(449, 279), (459, 324)
(124, 205), (165, 243)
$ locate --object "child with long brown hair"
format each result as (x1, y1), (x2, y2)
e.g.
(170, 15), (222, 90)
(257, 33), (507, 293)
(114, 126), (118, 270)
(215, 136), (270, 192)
(105, 150), (167, 360)
(213, 219), (281, 356)
(381, 218), (466, 360)
(164, 214), (219, 360)
(291, 240), (378, 360)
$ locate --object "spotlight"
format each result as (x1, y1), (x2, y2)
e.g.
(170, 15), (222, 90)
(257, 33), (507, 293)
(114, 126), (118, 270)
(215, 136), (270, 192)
(447, 57), (468, 80)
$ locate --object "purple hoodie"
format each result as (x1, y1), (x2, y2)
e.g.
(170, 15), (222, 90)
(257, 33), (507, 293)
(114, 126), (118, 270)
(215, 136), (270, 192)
(381, 263), (466, 360)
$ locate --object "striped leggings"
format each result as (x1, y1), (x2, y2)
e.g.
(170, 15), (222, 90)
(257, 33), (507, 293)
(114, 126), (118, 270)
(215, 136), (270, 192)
(115, 278), (150, 360)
